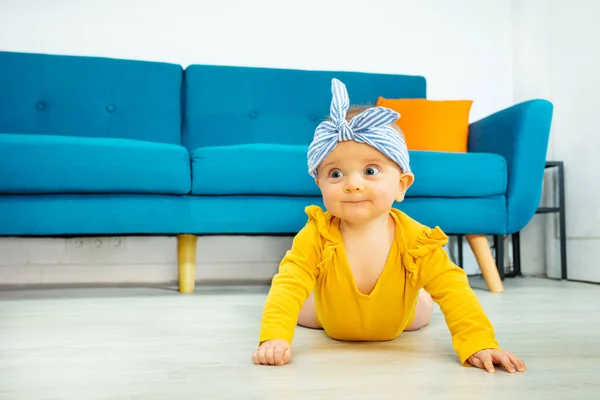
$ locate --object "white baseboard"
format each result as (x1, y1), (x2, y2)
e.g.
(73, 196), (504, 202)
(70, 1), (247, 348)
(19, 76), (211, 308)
(0, 236), (293, 286)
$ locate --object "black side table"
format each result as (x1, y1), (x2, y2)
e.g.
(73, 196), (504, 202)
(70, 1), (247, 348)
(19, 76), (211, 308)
(454, 161), (567, 281)
(509, 161), (567, 279)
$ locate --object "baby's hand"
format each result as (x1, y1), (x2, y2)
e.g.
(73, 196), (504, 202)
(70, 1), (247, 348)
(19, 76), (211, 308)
(467, 349), (526, 373)
(252, 339), (292, 366)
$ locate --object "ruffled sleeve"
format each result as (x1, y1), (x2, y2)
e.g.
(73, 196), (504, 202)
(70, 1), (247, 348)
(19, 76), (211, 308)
(304, 205), (338, 245)
(402, 226), (448, 287)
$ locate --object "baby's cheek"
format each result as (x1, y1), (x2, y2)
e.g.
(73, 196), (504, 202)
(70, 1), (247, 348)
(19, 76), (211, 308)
(321, 187), (342, 210)
(375, 183), (400, 205)
(321, 187), (339, 204)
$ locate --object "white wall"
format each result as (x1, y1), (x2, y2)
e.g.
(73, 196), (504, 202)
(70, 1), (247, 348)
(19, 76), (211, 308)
(513, 0), (600, 283)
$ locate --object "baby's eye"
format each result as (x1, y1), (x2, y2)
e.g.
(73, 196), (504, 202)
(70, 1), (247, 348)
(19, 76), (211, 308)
(364, 166), (380, 176)
(329, 169), (343, 179)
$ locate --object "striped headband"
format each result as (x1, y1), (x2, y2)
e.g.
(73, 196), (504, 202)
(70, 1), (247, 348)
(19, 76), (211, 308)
(307, 78), (411, 178)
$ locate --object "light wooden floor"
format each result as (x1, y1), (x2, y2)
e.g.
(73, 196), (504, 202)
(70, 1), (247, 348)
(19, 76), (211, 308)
(0, 277), (599, 399)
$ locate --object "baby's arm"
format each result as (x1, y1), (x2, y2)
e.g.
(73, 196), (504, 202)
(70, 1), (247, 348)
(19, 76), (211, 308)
(253, 220), (321, 365)
(415, 243), (524, 372)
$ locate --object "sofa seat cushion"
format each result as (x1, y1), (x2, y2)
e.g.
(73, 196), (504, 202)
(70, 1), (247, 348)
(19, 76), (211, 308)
(191, 144), (507, 197)
(0, 133), (191, 194)
(192, 144), (310, 196)
(408, 150), (507, 197)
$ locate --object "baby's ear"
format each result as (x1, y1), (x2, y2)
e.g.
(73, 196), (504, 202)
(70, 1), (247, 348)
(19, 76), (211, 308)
(395, 172), (414, 202)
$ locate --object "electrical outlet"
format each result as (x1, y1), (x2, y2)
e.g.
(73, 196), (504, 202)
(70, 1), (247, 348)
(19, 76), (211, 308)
(71, 238), (85, 249)
(67, 237), (89, 254)
(67, 237), (128, 252)
(90, 238), (104, 249)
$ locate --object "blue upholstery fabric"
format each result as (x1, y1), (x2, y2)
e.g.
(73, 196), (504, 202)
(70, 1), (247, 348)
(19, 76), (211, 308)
(396, 196), (507, 234)
(185, 196), (506, 235)
(0, 51), (183, 144)
(191, 144), (312, 196)
(0, 134), (191, 194)
(189, 196), (325, 234)
(408, 151), (506, 197)
(182, 64), (425, 150)
(191, 144), (506, 198)
(0, 194), (506, 236)
(0, 195), (190, 236)
(469, 99), (553, 233)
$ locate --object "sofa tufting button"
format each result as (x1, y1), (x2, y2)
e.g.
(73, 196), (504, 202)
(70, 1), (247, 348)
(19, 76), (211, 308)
(106, 104), (116, 113)
(35, 101), (46, 111)
(309, 114), (319, 122)
(248, 111), (257, 119)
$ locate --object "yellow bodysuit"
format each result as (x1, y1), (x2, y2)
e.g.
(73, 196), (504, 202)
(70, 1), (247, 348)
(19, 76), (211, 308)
(259, 205), (500, 365)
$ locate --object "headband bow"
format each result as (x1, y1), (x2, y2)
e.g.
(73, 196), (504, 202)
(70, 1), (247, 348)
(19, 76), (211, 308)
(307, 78), (411, 178)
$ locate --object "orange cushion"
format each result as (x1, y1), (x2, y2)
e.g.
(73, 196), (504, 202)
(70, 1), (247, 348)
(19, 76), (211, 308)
(376, 97), (473, 153)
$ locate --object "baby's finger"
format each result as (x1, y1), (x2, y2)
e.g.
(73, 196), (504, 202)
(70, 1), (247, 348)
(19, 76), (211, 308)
(273, 345), (286, 365)
(283, 346), (292, 364)
(481, 354), (495, 373)
(266, 345), (275, 365)
(494, 353), (516, 373)
(257, 347), (268, 365)
(468, 356), (485, 370)
(252, 351), (259, 365)
(508, 353), (526, 372)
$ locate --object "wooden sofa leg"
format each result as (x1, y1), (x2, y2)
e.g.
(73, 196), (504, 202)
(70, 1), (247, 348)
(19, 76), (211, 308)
(177, 234), (198, 293)
(466, 234), (504, 293)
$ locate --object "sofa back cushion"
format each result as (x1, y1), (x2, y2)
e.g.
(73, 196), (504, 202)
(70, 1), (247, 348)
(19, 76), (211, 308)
(0, 51), (183, 145)
(183, 64), (426, 150)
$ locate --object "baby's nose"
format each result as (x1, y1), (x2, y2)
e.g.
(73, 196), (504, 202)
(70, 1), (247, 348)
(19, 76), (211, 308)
(344, 182), (364, 193)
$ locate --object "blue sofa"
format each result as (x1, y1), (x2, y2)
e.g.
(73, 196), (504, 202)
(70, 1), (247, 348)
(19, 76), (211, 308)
(0, 51), (553, 291)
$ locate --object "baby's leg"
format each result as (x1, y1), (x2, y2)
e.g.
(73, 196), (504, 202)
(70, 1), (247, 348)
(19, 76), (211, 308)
(297, 291), (322, 329)
(405, 288), (434, 331)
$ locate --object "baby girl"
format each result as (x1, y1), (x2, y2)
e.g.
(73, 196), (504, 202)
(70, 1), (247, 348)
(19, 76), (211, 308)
(252, 78), (525, 374)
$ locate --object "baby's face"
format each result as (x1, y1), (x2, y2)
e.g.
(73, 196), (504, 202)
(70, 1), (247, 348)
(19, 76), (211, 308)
(315, 141), (413, 225)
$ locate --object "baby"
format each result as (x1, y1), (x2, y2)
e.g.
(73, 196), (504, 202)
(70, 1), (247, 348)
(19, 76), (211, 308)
(252, 78), (525, 374)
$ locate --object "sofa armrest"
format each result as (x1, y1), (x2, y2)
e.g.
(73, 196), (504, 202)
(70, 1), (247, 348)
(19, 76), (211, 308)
(468, 99), (554, 233)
